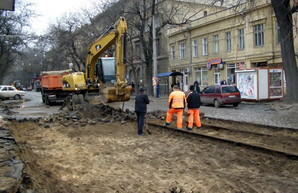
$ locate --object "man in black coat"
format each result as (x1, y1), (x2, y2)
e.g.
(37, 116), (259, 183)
(186, 85), (202, 130)
(135, 88), (150, 136)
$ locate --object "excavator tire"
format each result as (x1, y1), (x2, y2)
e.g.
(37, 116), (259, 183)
(66, 95), (74, 111)
(69, 94), (87, 111)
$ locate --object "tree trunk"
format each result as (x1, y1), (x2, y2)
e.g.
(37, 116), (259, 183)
(271, 0), (298, 103)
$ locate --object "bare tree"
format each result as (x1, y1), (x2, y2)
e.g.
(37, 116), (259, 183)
(122, 0), (207, 95)
(271, 0), (298, 103)
(0, 0), (35, 84)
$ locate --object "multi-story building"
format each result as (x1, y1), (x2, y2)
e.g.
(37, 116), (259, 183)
(168, 0), (298, 92)
(124, 0), (225, 93)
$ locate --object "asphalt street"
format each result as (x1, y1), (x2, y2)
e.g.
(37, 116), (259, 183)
(2, 91), (297, 129)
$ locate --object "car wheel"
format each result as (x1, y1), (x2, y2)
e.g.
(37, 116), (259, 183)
(14, 94), (21, 100)
(233, 103), (239, 107)
(214, 99), (220, 108)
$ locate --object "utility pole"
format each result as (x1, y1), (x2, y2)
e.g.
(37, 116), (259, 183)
(152, 12), (157, 98)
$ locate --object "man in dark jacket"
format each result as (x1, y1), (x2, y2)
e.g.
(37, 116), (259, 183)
(193, 81), (200, 93)
(135, 88), (150, 136)
(186, 85), (202, 130)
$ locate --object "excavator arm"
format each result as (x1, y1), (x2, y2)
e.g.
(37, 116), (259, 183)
(62, 17), (131, 105)
(86, 16), (127, 84)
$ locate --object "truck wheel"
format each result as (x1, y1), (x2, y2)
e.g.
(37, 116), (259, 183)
(45, 95), (52, 106)
(45, 97), (50, 105)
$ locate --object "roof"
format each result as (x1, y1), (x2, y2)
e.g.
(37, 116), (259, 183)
(40, 69), (72, 76)
(156, 72), (183, 77)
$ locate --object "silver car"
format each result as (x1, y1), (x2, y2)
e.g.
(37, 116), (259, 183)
(0, 85), (26, 100)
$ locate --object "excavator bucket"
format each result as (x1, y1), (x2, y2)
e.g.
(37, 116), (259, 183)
(102, 85), (131, 103)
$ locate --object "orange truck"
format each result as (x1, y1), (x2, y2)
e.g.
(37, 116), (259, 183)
(40, 70), (72, 105)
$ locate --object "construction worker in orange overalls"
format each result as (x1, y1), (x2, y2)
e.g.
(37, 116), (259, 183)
(186, 85), (202, 130)
(165, 85), (186, 129)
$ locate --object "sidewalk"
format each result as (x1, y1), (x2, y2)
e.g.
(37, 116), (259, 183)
(123, 96), (298, 130)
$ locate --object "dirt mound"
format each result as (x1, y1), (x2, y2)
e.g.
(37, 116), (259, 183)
(8, 104), (298, 192)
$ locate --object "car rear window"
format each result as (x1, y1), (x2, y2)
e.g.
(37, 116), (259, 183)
(222, 86), (239, 93)
(203, 86), (215, 93)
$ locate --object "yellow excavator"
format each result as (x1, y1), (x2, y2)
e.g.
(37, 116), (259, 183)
(61, 17), (131, 110)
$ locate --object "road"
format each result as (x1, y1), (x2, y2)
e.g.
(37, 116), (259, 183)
(1, 91), (60, 119)
(1, 91), (297, 129)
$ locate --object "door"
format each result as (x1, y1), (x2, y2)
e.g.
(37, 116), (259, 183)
(214, 72), (220, 85)
(201, 86), (215, 104)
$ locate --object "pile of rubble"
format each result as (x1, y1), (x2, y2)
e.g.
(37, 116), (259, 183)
(0, 116), (27, 193)
(37, 104), (166, 128)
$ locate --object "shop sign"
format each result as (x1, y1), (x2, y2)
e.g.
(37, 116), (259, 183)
(207, 58), (223, 70)
(209, 58), (222, 64)
(207, 62), (212, 70)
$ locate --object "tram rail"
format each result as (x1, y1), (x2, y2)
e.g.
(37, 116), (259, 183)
(147, 120), (298, 159)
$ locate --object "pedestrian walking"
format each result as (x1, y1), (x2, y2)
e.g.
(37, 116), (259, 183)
(131, 82), (135, 94)
(193, 80), (200, 93)
(156, 82), (160, 98)
(165, 85), (186, 129)
(186, 85), (202, 130)
(135, 88), (150, 136)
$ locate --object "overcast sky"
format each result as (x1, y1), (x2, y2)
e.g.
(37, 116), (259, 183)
(28, 0), (97, 35)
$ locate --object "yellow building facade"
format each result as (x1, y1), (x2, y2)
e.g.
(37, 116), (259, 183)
(168, 0), (298, 91)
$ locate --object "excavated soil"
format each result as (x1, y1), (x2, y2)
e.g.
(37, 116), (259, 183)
(8, 106), (298, 193)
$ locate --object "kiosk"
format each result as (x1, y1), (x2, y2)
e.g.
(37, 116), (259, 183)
(236, 68), (284, 101)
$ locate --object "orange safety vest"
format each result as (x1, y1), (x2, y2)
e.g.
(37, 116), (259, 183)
(168, 91), (186, 109)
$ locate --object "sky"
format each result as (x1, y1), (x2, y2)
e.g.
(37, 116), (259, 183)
(27, 0), (97, 35)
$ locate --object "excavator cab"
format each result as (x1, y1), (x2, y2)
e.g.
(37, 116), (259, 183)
(95, 57), (131, 103)
(95, 57), (117, 85)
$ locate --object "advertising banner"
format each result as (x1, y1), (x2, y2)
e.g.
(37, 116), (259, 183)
(237, 71), (257, 99)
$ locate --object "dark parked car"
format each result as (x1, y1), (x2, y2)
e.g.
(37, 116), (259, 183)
(200, 85), (241, 108)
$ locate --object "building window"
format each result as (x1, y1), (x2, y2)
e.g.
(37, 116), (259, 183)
(194, 67), (208, 86)
(213, 35), (219, 54)
(202, 37), (208, 56)
(180, 43), (186, 59)
(238, 28), (245, 50)
(276, 22), (281, 43)
(157, 38), (161, 56)
(254, 24), (264, 46)
(135, 41), (141, 60)
(171, 45), (175, 60)
(226, 31), (232, 52)
(192, 40), (198, 57)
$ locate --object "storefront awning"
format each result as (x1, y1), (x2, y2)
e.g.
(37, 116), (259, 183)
(156, 72), (183, 77)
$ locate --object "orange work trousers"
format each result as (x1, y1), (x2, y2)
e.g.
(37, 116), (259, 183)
(166, 108), (184, 129)
(187, 108), (201, 128)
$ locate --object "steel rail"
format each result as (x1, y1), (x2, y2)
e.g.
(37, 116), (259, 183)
(147, 122), (298, 159)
